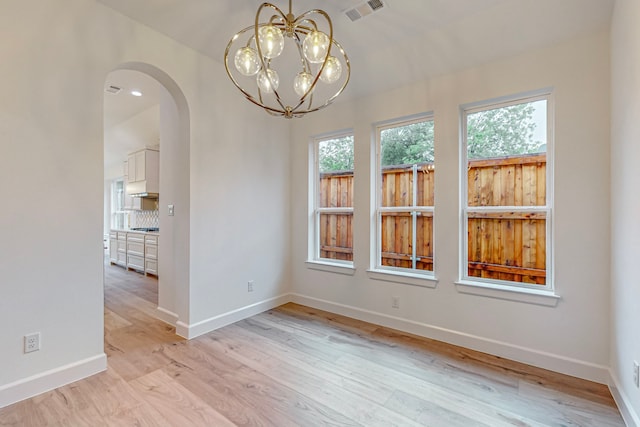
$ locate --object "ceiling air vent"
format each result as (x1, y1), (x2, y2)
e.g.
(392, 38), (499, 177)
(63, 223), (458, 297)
(344, 0), (386, 22)
(105, 85), (122, 94)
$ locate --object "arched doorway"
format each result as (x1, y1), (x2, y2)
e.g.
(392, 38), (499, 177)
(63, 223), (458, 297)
(103, 62), (190, 332)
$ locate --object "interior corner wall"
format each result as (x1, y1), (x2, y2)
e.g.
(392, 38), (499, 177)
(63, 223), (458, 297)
(0, 0), (291, 406)
(610, 0), (640, 423)
(290, 29), (611, 383)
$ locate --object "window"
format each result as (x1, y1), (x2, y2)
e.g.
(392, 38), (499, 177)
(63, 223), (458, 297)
(375, 115), (435, 275)
(310, 133), (354, 265)
(110, 178), (127, 229)
(461, 92), (552, 290)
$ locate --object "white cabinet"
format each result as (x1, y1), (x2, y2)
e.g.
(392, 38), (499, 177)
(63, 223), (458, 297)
(124, 148), (159, 211)
(128, 150), (147, 183)
(126, 148), (159, 192)
(109, 231), (127, 267)
(144, 234), (158, 276)
(109, 231), (117, 264)
(126, 232), (145, 273)
(110, 230), (159, 277)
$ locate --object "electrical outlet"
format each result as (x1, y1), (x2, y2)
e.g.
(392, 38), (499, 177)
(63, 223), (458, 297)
(24, 333), (40, 353)
(248, 280), (254, 292)
(634, 361), (639, 388)
(391, 296), (400, 309)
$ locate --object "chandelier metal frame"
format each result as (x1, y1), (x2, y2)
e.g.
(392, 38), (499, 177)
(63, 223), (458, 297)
(224, 1), (351, 119)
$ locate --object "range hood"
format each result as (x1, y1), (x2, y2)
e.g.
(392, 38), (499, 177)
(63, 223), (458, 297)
(130, 191), (159, 199)
(126, 180), (159, 199)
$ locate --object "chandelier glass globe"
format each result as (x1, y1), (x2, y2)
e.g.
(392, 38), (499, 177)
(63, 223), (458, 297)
(320, 56), (342, 84)
(303, 30), (330, 63)
(257, 69), (280, 93)
(234, 47), (261, 76)
(293, 71), (314, 97)
(258, 25), (284, 59)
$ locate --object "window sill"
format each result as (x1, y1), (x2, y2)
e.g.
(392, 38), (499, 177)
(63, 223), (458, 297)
(367, 269), (438, 288)
(306, 260), (356, 276)
(454, 280), (560, 307)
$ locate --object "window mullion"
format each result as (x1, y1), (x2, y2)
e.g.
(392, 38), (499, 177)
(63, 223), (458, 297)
(412, 164), (418, 269)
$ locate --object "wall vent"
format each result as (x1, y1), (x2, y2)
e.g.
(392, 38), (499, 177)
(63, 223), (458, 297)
(344, 0), (386, 22)
(105, 85), (122, 94)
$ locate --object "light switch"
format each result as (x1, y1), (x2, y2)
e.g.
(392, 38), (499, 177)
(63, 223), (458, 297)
(168, 204), (175, 216)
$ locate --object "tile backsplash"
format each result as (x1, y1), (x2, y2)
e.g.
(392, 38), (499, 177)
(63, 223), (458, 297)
(131, 209), (159, 229)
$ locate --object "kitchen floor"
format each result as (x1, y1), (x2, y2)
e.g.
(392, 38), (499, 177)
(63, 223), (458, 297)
(104, 256), (158, 307)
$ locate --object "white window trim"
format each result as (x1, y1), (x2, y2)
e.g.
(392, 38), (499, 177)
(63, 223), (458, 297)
(307, 130), (355, 271)
(459, 89), (557, 297)
(372, 112), (436, 283)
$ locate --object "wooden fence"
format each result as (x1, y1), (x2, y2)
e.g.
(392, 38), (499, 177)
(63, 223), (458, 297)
(466, 154), (546, 284)
(318, 171), (353, 261)
(319, 153), (546, 285)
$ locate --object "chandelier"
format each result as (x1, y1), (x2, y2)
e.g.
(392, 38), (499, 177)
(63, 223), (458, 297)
(224, 1), (350, 119)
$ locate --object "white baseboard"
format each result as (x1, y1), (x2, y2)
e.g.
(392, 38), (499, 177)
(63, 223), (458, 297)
(290, 293), (610, 384)
(0, 353), (107, 409)
(175, 294), (291, 339)
(609, 372), (640, 427)
(155, 306), (179, 326)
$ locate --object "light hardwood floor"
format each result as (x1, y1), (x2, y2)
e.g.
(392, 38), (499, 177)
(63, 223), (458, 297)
(0, 263), (625, 426)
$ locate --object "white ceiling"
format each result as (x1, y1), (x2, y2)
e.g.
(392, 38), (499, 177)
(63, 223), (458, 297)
(97, 0), (615, 101)
(104, 70), (162, 177)
(100, 0), (615, 175)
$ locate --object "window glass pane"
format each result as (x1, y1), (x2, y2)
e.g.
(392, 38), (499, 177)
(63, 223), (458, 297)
(319, 212), (353, 262)
(318, 136), (354, 208)
(467, 216), (546, 285)
(381, 120), (435, 208)
(467, 100), (547, 207)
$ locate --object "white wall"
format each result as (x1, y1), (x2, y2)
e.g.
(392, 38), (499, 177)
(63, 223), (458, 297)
(610, 0), (640, 424)
(290, 29), (611, 383)
(104, 104), (160, 180)
(0, 0), (290, 406)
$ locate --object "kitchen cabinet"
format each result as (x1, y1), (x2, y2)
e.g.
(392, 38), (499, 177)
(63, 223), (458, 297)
(109, 231), (127, 267)
(128, 150), (146, 182)
(126, 148), (159, 190)
(109, 231), (117, 264)
(126, 232), (145, 273)
(124, 149), (160, 211)
(109, 229), (159, 277)
(144, 234), (158, 276)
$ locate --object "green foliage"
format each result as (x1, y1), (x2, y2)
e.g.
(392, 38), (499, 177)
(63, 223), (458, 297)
(467, 102), (543, 159)
(317, 101), (544, 172)
(318, 135), (354, 172)
(380, 121), (434, 167)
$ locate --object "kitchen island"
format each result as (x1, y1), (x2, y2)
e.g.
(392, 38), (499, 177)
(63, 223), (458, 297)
(109, 229), (159, 277)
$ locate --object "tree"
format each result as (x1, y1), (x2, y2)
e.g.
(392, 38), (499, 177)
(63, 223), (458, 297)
(380, 121), (434, 166)
(467, 103), (543, 159)
(317, 101), (543, 172)
(319, 135), (354, 172)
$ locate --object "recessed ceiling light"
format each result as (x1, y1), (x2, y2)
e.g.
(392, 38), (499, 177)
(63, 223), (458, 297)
(130, 90), (142, 97)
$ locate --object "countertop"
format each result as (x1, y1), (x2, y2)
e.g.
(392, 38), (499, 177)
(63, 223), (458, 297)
(111, 228), (160, 236)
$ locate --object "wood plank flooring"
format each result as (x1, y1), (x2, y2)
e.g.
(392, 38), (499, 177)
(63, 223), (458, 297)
(0, 262), (625, 426)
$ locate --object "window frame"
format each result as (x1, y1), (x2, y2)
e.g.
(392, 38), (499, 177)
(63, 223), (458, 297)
(307, 130), (355, 272)
(459, 90), (554, 294)
(372, 113), (436, 280)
